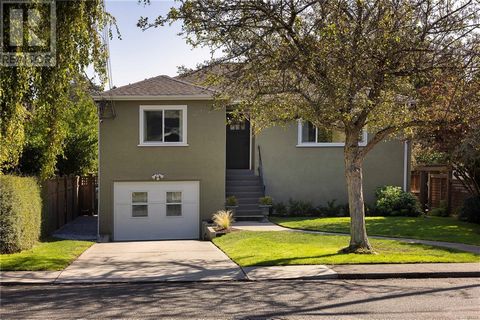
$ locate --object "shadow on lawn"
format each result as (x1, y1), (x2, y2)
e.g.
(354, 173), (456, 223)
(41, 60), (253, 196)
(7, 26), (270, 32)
(276, 216), (480, 245)
(0, 237), (92, 271)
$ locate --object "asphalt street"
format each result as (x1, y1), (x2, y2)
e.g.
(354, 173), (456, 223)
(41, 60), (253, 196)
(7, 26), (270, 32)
(1, 278), (479, 319)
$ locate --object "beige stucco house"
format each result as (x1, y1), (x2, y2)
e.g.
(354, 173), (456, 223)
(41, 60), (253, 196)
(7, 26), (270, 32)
(94, 75), (410, 241)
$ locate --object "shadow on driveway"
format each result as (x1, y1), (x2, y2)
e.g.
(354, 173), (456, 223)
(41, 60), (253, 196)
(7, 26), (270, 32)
(53, 216), (97, 241)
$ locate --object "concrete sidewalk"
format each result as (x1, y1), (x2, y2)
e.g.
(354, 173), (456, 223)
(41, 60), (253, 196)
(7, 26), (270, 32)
(3, 262), (479, 284)
(1, 271), (62, 284)
(233, 221), (286, 231)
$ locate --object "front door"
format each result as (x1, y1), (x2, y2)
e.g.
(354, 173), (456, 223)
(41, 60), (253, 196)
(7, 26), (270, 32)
(226, 114), (250, 169)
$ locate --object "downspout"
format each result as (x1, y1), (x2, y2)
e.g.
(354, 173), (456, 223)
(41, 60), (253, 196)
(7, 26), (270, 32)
(403, 140), (409, 191)
(97, 115), (101, 242)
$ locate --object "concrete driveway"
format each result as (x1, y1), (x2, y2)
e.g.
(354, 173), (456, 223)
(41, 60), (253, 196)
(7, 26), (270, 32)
(57, 241), (245, 283)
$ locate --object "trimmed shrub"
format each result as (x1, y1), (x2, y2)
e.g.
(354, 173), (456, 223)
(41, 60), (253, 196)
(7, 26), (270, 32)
(288, 199), (314, 216)
(429, 200), (449, 217)
(273, 202), (288, 216)
(259, 196), (273, 206)
(272, 199), (350, 217)
(225, 195), (238, 207)
(459, 196), (480, 224)
(317, 199), (350, 217)
(365, 203), (379, 216)
(0, 175), (42, 253)
(375, 185), (423, 217)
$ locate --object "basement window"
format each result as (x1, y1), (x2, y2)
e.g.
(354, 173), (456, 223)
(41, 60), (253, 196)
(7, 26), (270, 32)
(297, 121), (367, 147)
(139, 105), (188, 146)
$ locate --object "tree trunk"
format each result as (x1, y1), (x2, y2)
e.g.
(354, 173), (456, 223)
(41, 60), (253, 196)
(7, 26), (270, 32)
(340, 137), (374, 254)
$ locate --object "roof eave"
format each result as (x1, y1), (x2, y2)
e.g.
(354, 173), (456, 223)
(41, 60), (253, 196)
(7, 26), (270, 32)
(92, 94), (215, 101)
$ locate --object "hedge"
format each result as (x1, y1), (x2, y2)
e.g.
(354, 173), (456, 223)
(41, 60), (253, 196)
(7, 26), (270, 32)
(460, 196), (480, 224)
(0, 175), (42, 254)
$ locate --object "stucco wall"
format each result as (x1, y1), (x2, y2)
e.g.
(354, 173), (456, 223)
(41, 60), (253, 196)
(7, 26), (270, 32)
(254, 123), (407, 206)
(99, 100), (225, 237)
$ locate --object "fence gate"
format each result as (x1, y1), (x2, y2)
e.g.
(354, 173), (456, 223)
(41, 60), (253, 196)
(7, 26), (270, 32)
(411, 165), (470, 212)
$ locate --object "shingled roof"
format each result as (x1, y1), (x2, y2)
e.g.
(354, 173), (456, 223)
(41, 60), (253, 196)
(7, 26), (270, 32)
(93, 75), (216, 100)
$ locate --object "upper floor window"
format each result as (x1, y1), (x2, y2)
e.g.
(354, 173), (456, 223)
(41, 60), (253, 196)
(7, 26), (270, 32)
(297, 121), (367, 147)
(139, 105), (188, 146)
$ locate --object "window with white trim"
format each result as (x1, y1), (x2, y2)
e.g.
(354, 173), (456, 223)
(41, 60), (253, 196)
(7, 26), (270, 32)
(166, 191), (182, 217)
(139, 105), (187, 146)
(131, 191), (148, 217)
(297, 121), (367, 147)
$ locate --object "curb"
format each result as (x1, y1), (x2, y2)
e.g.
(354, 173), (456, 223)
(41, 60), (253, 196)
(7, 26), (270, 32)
(336, 271), (480, 280)
(1, 278), (251, 286)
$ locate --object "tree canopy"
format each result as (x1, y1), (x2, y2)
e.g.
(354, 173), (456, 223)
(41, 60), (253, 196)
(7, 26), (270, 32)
(141, 0), (479, 252)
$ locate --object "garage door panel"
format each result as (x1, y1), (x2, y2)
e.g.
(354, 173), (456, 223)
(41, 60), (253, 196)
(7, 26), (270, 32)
(113, 181), (200, 241)
(113, 205), (154, 241)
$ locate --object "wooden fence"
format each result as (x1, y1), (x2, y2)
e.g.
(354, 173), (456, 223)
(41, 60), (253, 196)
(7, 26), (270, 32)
(411, 165), (471, 212)
(42, 175), (97, 236)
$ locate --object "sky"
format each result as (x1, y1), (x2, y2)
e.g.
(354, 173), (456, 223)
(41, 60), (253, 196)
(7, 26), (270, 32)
(105, 0), (212, 87)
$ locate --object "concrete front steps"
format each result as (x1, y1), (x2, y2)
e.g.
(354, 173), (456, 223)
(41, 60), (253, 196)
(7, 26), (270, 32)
(226, 169), (265, 220)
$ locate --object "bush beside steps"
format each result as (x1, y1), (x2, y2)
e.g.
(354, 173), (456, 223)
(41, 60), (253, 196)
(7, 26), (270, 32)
(0, 175), (42, 254)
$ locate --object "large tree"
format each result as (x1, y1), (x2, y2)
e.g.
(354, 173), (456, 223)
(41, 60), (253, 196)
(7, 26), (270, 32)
(15, 78), (99, 177)
(0, 0), (115, 179)
(140, 0), (480, 252)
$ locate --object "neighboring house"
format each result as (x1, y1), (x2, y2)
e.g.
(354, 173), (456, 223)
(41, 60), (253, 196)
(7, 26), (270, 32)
(94, 75), (410, 241)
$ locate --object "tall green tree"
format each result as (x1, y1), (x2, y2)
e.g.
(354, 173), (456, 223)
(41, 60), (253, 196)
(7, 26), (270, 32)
(56, 83), (99, 176)
(141, 0), (479, 252)
(17, 79), (99, 176)
(0, 0), (114, 179)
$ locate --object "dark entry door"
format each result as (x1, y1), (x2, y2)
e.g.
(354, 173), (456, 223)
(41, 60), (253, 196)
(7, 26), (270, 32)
(226, 115), (250, 169)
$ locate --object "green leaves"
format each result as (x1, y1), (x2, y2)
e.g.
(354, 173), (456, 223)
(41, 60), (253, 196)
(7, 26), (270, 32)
(151, 0), (478, 148)
(0, 0), (115, 178)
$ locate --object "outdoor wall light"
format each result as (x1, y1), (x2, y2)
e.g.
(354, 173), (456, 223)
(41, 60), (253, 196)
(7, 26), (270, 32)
(152, 173), (165, 180)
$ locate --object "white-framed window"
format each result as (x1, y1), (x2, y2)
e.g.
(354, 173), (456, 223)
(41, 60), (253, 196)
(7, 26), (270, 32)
(131, 191), (148, 217)
(297, 121), (367, 147)
(166, 191), (182, 217)
(139, 105), (188, 146)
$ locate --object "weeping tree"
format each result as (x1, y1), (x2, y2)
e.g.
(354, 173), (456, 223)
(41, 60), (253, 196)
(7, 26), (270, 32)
(0, 0), (115, 179)
(140, 0), (480, 252)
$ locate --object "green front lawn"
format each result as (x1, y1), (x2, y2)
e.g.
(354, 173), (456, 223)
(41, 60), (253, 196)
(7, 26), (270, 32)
(213, 231), (480, 266)
(270, 216), (480, 245)
(0, 238), (94, 271)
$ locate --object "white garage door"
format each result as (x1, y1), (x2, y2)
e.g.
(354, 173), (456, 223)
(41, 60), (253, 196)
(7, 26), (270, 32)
(113, 181), (199, 241)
